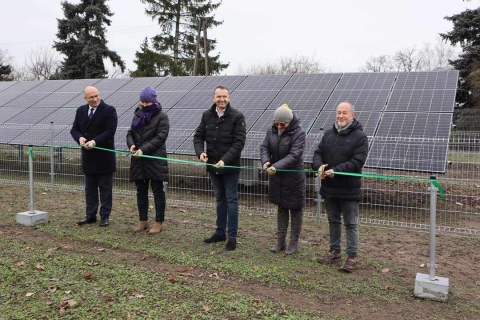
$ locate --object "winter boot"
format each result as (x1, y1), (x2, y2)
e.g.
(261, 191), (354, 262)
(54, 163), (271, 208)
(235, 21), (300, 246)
(271, 207), (289, 253)
(133, 220), (149, 233)
(285, 209), (303, 255)
(149, 222), (163, 234)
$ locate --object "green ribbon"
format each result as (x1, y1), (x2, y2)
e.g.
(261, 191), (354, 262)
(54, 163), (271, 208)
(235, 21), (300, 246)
(28, 145), (446, 199)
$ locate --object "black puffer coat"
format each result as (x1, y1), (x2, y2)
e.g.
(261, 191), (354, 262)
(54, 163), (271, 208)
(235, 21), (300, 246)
(312, 119), (368, 201)
(193, 103), (246, 175)
(260, 115), (306, 210)
(126, 105), (169, 182)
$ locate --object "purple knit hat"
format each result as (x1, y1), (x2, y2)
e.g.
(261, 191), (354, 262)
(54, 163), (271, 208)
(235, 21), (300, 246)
(139, 86), (158, 104)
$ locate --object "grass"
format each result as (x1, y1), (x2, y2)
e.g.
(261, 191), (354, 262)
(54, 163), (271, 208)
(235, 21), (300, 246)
(0, 185), (479, 319)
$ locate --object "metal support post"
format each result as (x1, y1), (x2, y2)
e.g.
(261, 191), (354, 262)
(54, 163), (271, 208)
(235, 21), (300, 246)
(316, 128), (324, 226)
(50, 122), (55, 192)
(428, 175), (438, 280)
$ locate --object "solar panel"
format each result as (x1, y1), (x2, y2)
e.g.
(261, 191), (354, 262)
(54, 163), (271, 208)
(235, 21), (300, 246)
(0, 72), (458, 173)
(52, 126), (77, 147)
(5, 107), (59, 125)
(303, 133), (321, 164)
(38, 108), (77, 126)
(393, 71), (458, 90)
(29, 80), (71, 92)
(234, 74), (292, 91)
(240, 131), (267, 160)
(192, 75), (247, 91)
(94, 78), (133, 92)
(376, 112), (452, 139)
(267, 90), (332, 110)
(175, 132), (196, 155)
(167, 129), (195, 153)
(336, 73), (397, 90)
(230, 90), (279, 110)
(323, 90), (390, 111)
(0, 106), (29, 124)
(0, 81), (18, 92)
(3, 92), (51, 107)
(33, 92), (81, 108)
(114, 127), (129, 151)
(10, 124), (60, 146)
(55, 79), (101, 93)
(282, 73), (342, 91)
(167, 109), (205, 130)
(0, 80), (43, 93)
(385, 89), (456, 112)
(367, 137), (448, 173)
(119, 77), (167, 92)
(171, 91), (214, 109)
(310, 110), (381, 136)
(157, 76), (205, 91)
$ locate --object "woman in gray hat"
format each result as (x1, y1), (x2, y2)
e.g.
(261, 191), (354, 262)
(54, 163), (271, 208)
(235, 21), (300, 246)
(260, 104), (306, 255)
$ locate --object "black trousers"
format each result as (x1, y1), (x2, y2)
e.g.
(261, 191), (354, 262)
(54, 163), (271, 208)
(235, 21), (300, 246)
(84, 173), (113, 219)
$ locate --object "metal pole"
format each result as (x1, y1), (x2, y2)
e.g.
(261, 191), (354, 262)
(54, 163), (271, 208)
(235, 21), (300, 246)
(316, 128), (324, 226)
(428, 175), (438, 280)
(29, 145), (35, 214)
(50, 121), (55, 192)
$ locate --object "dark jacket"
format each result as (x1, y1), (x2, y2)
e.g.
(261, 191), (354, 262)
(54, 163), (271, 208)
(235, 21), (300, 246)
(70, 100), (117, 174)
(260, 115), (306, 210)
(312, 119), (368, 201)
(126, 105), (169, 182)
(193, 103), (246, 174)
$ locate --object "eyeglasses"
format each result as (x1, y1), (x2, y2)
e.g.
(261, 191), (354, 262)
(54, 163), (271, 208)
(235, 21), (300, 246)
(274, 122), (288, 127)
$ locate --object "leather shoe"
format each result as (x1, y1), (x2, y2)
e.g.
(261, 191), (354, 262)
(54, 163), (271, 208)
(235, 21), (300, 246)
(77, 217), (97, 226)
(99, 217), (109, 227)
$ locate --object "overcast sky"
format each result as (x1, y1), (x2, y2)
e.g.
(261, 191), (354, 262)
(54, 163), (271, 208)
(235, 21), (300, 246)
(0, 0), (478, 76)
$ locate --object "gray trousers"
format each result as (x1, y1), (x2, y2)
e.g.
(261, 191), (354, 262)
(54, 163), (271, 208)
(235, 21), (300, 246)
(324, 198), (359, 256)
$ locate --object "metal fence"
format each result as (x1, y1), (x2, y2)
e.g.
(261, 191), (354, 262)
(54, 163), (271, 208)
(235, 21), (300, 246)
(1, 129), (479, 237)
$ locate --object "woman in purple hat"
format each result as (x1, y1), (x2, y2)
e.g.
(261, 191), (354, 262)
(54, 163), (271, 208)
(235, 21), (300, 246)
(127, 86), (170, 234)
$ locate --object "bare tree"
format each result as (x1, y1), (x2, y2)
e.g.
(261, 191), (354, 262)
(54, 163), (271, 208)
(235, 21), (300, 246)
(108, 66), (131, 78)
(359, 55), (394, 72)
(236, 53), (324, 75)
(24, 45), (61, 80)
(393, 46), (424, 71)
(419, 37), (457, 71)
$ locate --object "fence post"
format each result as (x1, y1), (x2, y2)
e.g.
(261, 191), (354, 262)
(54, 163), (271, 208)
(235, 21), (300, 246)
(413, 175), (449, 301)
(50, 122), (55, 192)
(16, 145), (49, 226)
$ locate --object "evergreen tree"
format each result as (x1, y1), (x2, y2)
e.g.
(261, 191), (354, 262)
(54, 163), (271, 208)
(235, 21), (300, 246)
(53, 0), (125, 79)
(131, 38), (170, 77)
(0, 63), (13, 81)
(136, 0), (228, 76)
(441, 7), (480, 107)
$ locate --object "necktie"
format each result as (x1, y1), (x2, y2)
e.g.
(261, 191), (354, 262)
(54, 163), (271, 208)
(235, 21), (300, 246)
(88, 108), (94, 120)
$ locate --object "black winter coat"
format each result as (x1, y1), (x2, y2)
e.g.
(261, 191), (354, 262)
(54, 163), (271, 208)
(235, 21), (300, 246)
(312, 119), (368, 201)
(126, 105), (169, 182)
(193, 103), (246, 174)
(70, 100), (117, 174)
(260, 116), (306, 210)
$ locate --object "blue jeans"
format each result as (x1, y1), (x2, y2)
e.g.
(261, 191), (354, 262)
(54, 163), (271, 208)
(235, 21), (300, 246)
(209, 172), (240, 239)
(135, 180), (166, 223)
(324, 198), (359, 256)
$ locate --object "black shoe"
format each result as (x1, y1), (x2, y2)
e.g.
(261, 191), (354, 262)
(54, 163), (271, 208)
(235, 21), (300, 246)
(225, 238), (237, 251)
(204, 233), (226, 244)
(99, 217), (109, 227)
(77, 217), (97, 226)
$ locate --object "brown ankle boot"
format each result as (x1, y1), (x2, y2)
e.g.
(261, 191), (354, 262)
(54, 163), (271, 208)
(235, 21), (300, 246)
(133, 221), (149, 233)
(149, 222), (163, 234)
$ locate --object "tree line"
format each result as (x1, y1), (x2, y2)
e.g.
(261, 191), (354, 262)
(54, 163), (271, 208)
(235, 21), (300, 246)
(0, 0), (479, 107)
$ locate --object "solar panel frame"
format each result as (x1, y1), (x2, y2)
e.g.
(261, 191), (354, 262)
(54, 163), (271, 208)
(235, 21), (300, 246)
(234, 74), (292, 91)
(54, 79), (101, 93)
(230, 90), (280, 110)
(118, 77), (168, 92)
(5, 107), (59, 125)
(335, 72), (397, 90)
(282, 73), (342, 91)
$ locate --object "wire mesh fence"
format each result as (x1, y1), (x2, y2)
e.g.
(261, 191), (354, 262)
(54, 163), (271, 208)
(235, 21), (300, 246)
(1, 129), (479, 237)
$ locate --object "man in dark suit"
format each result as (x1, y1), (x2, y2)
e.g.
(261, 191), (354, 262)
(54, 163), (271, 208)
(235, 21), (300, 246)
(71, 86), (117, 227)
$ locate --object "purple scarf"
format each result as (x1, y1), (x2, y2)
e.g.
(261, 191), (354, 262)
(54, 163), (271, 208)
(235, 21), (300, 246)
(132, 104), (160, 129)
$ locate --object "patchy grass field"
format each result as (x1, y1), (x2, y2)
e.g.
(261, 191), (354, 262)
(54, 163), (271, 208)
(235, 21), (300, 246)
(0, 184), (479, 320)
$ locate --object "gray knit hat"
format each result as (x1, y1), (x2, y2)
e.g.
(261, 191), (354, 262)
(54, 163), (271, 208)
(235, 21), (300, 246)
(274, 104), (293, 122)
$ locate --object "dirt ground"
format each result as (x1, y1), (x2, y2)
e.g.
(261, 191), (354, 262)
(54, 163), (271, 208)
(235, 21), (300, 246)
(1, 184), (479, 319)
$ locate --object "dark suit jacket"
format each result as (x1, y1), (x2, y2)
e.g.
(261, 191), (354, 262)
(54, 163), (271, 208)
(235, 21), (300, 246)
(71, 100), (118, 174)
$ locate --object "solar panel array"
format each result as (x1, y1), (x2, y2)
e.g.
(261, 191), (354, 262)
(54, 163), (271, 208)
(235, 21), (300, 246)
(0, 71), (458, 172)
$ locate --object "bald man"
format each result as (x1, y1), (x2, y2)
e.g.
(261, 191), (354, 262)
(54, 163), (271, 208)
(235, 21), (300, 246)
(71, 86), (118, 227)
(312, 102), (368, 272)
